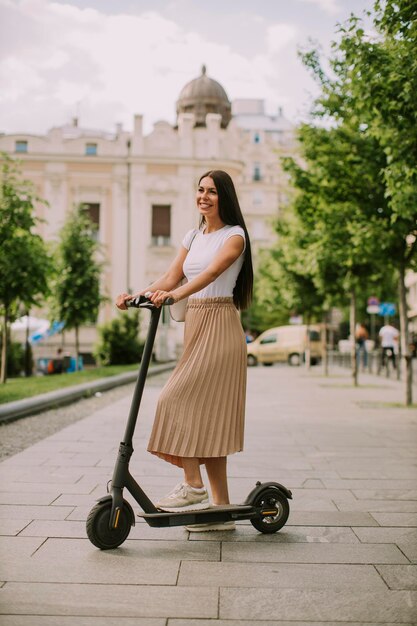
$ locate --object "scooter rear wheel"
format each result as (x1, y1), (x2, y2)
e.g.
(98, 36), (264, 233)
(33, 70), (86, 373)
(86, 500), (131, 549)
(250, 487), (289, 534)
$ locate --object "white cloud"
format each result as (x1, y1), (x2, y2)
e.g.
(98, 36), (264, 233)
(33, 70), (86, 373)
(0, 0), (318, 134)
(298, 0), (340, 16)
(266, 23), (298, 54)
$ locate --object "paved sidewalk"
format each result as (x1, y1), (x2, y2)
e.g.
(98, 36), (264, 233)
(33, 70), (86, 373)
(0, 366), (416, 625)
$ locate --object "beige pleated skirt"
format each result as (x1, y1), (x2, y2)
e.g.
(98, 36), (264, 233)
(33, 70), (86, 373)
(147, 297), (247, 467)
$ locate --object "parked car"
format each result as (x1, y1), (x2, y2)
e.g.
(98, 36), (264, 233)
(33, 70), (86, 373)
(247, 325), (322, 367)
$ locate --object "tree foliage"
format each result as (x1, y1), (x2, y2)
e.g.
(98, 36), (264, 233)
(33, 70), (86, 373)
(257, 0), (416, 398)
(52, 204), (104, 367)
(0, 155), (52, 382)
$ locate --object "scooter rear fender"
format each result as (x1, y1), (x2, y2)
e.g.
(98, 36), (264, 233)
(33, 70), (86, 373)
(97, 495), (136, 527)
(244, 481), (292, 505)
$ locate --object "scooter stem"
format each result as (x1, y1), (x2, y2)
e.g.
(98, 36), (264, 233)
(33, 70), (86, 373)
(123, 306), (162, 445)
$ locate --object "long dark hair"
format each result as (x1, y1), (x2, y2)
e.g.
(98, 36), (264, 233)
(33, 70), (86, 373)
(198, 170), (253, 310)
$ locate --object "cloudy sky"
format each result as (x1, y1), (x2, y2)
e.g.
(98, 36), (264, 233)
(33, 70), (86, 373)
(1, 0), (373, 135)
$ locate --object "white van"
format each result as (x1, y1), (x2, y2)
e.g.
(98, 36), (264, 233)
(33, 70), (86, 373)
(247, 325), (322, 367)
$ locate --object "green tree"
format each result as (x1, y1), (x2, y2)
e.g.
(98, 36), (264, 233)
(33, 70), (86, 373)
(53, 205), (104, 369)
(0, 155), (51, 383)
(280, 118), (391, 385)
(333, 0), (417, 403)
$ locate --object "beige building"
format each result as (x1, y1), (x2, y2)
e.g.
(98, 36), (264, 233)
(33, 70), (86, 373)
(2, 66), (296, 361)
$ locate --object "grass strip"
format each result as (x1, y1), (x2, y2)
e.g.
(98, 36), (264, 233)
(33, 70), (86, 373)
(0, 364), (139, 404)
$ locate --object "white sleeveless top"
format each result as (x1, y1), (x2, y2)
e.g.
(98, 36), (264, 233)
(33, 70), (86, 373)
(182, 225), (246, 299)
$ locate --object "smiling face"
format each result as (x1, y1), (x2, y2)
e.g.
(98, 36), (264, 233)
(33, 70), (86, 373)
(196, 176), (220, 221)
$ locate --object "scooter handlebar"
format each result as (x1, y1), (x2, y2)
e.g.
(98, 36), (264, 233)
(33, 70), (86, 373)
(126, 295), (175, 308)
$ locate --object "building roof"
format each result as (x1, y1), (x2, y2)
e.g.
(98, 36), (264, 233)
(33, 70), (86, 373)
(176, 65), (232, 128)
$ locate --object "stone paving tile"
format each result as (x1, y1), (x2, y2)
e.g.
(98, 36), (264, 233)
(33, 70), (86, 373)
(0, 519), (32, 536)
(308, 446), (415, 458)
(169, 621), (415, 626)
(0, 492), (59, 506)
(188, 525), (360, 543)
(0, 583), (218, 618)
(323, 479), (417, 490)
(0, 478), (99, 495)
(352, 489), (417, 500)
(353, 526), (417, 544)
(34, 537), (220, 563)
(221, 542), (409, 564)
(1, 618), (166, 626)
(17, 519), (187, 540)
(370, 512), (417, 527)
(42, 453), (104, 467)
(0, 536), (46, 559)
(376, 565), (417, 590)
(334, 499), (417, 512)
(178, 561), (387, 590)
(2, 549), (179, 585)
(219, 588), (417, 622)
(0, 505), (73, 520)
(398, 542), (417, 563)
(333, 468), (417, 480)
(51, 494), (104, 506)
(283, 511), (378, 526)
(4, 469), (84, 484)
(17, 519), (91, 538)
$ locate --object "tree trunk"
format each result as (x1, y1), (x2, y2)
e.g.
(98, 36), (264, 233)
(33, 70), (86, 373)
(322, 311), (329, 377)
(305, 315), (311, 370)
(1, 308), (9, 384)
(398, 262), (413, 406)
(350, 289), (358, 387)
(75, 325), (79, 372)
(25, 309), (32, 377)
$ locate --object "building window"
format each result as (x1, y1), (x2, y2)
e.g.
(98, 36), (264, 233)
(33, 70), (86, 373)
(15, 140), (28, 153)
(253, 132), (260, 144)
(85, 143), (97, 156)
(82, 202), (100, 240)
(151, 204), (171, 246)
(253, 163), (262, 181)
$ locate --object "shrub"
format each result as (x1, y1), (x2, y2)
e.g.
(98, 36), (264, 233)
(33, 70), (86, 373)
(0, 337), (29, 377)
(94, 311), (144, 366)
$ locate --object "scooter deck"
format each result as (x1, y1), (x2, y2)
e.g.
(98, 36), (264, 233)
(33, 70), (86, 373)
(138, 504), (255, 527)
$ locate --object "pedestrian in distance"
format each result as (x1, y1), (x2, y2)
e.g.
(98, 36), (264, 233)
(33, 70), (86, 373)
(355, 322), (369, 370)
(116, 170), (253, 532)
(379, 322), (399, 369)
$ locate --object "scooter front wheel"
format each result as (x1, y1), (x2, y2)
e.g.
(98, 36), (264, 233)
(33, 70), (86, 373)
(86, 500), (131, 549)
(250, 487), (289, 534)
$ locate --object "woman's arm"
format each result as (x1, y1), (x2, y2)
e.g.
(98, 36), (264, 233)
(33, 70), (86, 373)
(149, 235), (244, 306)
(116, 246), (188, 309)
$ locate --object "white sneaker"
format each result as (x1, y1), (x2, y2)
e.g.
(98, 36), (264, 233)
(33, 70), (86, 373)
(156, 482), (210, 512)
(185, 520), (236, 532)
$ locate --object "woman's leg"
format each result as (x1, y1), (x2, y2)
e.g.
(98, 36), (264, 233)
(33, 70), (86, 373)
(204, 457), (230, 505)
(182, 457), (204, 488)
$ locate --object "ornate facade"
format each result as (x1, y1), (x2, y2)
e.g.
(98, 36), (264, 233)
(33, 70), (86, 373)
(1, 67), (297, 359)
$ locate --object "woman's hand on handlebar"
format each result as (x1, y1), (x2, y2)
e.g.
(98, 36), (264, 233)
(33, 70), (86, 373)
(147, 290), (178, 307)
(116, 293), (132, 310)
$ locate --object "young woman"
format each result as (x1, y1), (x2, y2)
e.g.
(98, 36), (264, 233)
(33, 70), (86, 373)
(116, 170), (253, 531)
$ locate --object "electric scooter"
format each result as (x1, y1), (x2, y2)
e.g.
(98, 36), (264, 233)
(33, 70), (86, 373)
(86, 295), (292, 549)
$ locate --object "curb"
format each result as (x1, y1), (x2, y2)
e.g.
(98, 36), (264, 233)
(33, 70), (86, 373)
(0, 362), (175, 424)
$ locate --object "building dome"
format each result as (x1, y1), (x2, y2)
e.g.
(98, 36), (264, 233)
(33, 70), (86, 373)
(176, 65), (232, 129)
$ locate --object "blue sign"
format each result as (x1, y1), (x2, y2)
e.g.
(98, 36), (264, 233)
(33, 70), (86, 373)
(379, 302), (396, 317)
